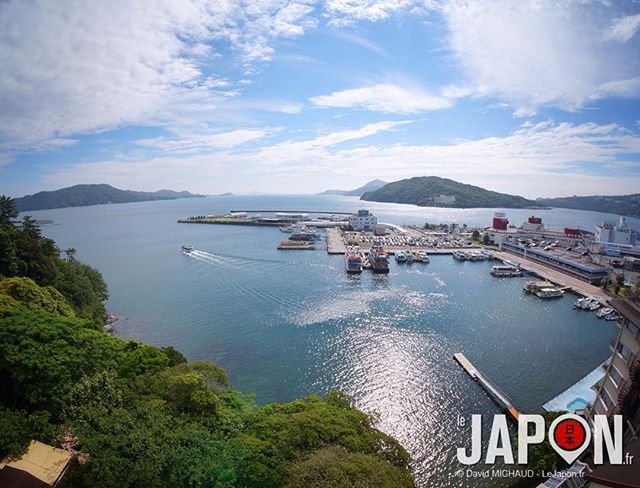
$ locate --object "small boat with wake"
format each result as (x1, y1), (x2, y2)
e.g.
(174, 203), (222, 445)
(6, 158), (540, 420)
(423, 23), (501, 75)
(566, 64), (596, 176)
(181, 244), (194, 253)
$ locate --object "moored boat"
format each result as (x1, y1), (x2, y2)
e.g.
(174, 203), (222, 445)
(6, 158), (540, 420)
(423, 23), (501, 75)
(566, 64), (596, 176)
(345, 246), (363, 274)
(535, 287), (564, 299)
(452, 250), (467, 261)
(597, 307), (613, 318)
(523, 281), (554, 294)
(395, 251), (407, 263)
(369, 241), (390, 273)
(490, 265), (523, 277)
(277, 241), (315, 250)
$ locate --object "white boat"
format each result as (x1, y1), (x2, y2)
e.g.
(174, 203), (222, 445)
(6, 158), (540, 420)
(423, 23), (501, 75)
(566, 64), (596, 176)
(604, 312), (621, 321)
(490, 265), (523, 277)
(597, 307), (613, 318)
(395, 251), (407, 263)
(452, 250), (467, 261)
(480, 249), (495, 260)
(574, 297), (587, 309)
(406, 252), (414, 264)
(589, 303), (601, 312)
(580, 298), (599, 310)
(417, 251), (430, 263)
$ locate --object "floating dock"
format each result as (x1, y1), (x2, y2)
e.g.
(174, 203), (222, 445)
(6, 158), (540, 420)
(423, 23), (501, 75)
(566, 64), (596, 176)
(453, 353), (521, 421)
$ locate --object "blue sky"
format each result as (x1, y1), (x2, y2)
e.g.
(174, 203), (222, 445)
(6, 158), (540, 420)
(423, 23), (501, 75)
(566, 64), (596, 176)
(1, 0), (640, 198)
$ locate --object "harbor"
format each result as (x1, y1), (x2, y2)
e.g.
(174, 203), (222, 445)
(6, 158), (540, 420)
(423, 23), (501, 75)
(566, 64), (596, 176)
(179, 206), (630, 304)
(33, 196), (627, 488)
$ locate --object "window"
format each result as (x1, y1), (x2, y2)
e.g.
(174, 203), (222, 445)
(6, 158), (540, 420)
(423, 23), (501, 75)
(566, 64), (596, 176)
(600, 388), (614, 409)
(615, 341), (632, 361)
(625, 321), (639, 339)
(609, 365), (623, 387)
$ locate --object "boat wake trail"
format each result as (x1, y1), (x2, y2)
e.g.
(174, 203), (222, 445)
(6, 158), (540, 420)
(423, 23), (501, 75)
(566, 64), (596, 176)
(185, 249), (299, 308)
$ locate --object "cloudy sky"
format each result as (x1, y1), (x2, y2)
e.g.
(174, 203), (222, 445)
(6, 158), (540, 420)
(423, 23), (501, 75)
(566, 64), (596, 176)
(1, 0), (640, 198)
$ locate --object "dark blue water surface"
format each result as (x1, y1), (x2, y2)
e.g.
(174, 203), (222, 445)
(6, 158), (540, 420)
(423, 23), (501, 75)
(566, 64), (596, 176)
(28, 195), (633, 487)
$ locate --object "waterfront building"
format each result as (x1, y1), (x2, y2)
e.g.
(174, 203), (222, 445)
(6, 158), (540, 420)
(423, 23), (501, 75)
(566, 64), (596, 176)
(274, 212), (308, 221)
(521, 215), (544, 232)
(348, 209), (378, 231)
(583, 297), (640, 485)
(595, 217), (637, 246)
(500, 241), (610, 284)
(492, 212), (509, 230)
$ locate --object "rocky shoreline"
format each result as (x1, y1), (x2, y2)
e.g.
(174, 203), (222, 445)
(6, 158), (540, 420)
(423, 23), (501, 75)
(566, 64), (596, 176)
(103, 313), (121, 334)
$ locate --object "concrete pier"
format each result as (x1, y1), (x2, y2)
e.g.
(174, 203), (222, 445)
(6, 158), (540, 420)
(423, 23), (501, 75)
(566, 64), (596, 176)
(326, 228), (347, 254)
(454, 353), (521, 421)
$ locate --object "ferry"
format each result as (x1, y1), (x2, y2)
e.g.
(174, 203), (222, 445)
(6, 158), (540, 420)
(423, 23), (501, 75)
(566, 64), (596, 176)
(523, 281), (554, 294)
(369, 241), (390, 273)
(345, 246), (363, 274)
(181, 244), (194, 253)
(535, 287), (564, 299)
(490, 265), (523, 277)
(395, 251), (407, 263)
(277, 241), (315, 250)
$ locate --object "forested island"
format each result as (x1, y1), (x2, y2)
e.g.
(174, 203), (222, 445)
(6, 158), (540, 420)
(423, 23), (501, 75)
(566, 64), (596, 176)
(14, 184), (205, 211)
(536, 194), (640, 218)
(0, 195), (414, 487)
(360, 176), (534, 208)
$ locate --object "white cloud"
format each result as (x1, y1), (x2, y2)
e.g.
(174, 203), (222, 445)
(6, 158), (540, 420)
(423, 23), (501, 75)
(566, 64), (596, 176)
(605, 13), (640, 43)
(136, 129), (273, 152)
(310, 83), (453, 113)
(40, 120), (640, 197)
(325, 0), (434, 24)
(330, 30), (388, 56)
(440, 0), (640, 112)
(0, 0), (316, 151)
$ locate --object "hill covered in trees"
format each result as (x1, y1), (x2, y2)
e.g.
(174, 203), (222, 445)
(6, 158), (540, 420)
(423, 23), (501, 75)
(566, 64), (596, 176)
(0, 195), (414, 488)
(14, 184), (204, 211)
(361, 176), (534, 208)
(536, 194), (640, 217)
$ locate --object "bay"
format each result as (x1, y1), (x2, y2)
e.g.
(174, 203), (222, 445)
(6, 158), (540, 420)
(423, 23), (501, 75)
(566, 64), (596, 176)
(29, 194), (633, 486)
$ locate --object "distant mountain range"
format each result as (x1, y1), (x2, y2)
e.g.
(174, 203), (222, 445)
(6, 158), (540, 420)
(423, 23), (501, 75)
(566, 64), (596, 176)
(536, 194), (640, 218)
(319, 179), (388, 196)
(361, 176), (535, 209)
(15, 184), (205, 211)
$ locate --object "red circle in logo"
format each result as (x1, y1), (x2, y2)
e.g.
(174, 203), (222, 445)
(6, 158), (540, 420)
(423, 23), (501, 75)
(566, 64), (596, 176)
(553, 418), (587, 451)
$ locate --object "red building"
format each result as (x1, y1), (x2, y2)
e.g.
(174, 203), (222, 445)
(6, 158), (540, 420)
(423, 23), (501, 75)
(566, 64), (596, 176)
(528, 216), (542, 224)
(564, 227), (582, 238)
(492, 212), (509, 230)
